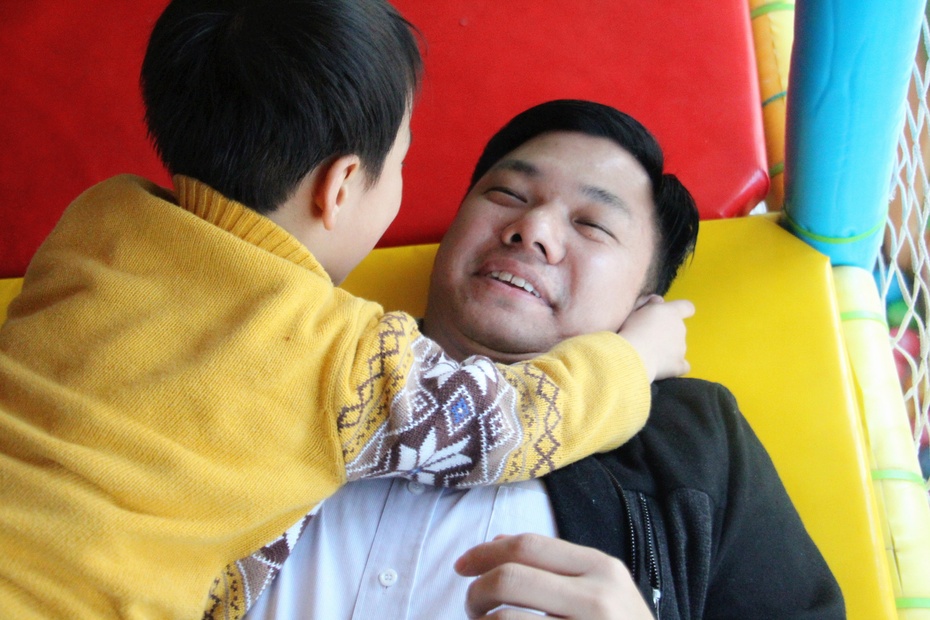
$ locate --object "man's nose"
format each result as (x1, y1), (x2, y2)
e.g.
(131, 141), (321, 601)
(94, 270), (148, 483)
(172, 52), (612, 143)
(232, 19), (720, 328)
(500, 205), (566, 264)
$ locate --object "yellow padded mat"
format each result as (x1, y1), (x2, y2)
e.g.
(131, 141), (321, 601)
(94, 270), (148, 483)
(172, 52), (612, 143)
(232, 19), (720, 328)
(0, 278), (22, 326)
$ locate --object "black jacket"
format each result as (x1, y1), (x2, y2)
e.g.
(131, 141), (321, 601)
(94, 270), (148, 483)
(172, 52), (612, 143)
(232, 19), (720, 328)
(544, 378), (845, 619)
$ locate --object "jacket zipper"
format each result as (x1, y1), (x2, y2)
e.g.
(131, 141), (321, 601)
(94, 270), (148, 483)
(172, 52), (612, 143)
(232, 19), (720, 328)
(638, 493), (662, 615)
(600, 466), (637, 579)
(599, 465), (663, 616)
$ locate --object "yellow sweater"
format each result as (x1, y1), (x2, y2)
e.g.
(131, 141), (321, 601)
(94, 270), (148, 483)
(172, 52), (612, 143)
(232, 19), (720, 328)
(0, 175), (650, 619)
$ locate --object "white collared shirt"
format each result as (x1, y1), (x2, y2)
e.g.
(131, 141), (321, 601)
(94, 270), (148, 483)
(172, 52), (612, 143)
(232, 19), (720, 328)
(247, 478), (558, 619)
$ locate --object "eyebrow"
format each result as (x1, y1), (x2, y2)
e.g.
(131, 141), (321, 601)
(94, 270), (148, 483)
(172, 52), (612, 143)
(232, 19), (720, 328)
(493, 158), (630, 214)
(581, 184), (629, 214)
(491, 159), (540, 177)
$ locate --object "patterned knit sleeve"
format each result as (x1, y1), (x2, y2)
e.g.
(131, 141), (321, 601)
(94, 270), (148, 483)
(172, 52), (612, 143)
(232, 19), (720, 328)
(338, 312), (651, 486)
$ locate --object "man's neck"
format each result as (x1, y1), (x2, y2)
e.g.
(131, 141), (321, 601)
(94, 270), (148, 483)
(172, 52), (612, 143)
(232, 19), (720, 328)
(420, 319), (539, 365)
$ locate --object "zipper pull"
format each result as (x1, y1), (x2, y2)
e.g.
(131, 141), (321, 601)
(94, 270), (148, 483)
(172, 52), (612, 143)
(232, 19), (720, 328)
(652, 588), (662, 613)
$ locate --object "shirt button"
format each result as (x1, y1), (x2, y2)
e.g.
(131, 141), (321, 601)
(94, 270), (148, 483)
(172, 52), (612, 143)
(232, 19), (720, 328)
(379, 569), (399, 587)
(407, 480), (425, 495)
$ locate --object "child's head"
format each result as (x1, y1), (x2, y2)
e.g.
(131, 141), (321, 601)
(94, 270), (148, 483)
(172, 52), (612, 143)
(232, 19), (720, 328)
(140, 0), (422, 215)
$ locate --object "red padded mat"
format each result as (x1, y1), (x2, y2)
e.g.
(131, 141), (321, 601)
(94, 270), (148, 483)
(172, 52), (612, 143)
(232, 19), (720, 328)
(0, 1), (766, 278)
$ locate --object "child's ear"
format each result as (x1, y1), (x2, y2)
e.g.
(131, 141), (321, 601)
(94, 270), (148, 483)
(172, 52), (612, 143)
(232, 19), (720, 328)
(313, 154), (363, 231)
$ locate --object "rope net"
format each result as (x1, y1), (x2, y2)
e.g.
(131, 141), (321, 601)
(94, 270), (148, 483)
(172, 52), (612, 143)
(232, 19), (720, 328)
(878, 10), (930, 493)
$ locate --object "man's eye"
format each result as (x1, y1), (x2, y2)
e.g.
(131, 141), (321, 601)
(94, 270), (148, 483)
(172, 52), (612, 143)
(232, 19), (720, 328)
(487, 187), (526, 203)
(577, 220), (615, 239)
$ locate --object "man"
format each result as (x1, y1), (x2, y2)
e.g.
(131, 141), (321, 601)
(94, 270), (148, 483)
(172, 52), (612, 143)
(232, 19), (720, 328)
(248, 100), (844, 619)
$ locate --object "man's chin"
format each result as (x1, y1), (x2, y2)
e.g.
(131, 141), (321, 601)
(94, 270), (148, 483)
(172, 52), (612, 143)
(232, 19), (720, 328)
(424, 295), (559, 361)
(463, 325), (557, 363)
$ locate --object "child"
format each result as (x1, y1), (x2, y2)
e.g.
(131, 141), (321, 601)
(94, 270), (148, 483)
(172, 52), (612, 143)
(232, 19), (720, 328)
(0, 1), (691, 618)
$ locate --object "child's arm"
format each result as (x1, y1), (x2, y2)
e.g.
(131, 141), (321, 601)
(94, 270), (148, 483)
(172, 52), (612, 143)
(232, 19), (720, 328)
(205, 302), (694, 617)
(337, 306), (690, 487)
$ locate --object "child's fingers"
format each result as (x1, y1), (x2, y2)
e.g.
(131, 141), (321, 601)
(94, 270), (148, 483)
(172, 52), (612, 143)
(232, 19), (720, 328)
(664, 299), (695, 318)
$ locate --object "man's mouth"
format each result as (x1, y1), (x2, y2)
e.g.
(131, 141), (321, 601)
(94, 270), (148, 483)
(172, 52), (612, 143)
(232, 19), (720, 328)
(488, 270), (542, 298)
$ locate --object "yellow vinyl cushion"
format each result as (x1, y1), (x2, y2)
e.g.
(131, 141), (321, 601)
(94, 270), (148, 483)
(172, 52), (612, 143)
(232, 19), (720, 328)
(0, 279), (22, 325)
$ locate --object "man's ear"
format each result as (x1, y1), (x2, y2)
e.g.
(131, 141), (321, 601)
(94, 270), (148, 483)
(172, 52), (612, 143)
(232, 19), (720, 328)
(313, 154), (362, 231)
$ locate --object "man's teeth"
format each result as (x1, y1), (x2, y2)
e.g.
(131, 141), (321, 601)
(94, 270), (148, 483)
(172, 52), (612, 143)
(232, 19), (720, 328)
(489, 271), (541, 298)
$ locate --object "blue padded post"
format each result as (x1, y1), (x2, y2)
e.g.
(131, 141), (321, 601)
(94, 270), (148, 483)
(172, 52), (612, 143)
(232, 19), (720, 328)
(784, 0), (925, 269)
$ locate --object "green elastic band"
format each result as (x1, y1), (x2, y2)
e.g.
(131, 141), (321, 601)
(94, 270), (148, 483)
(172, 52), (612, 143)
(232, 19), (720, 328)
(872, 469), (926, 485)
(751, 2), (795, 19)
(897, 598), (930, 609)
(762, 91), (787, 107)
(769, 161), (785, 177)
(783, 209), (886, 245)
(840, 310), (888, 327)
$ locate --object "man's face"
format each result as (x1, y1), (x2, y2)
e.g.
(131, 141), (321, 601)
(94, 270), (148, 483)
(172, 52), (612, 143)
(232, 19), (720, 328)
(424, 131), (658, 363)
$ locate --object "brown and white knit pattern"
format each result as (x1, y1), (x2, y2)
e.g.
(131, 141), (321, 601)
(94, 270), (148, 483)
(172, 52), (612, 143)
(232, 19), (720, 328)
(492, 360), (563, 481)
(339, 312), (563, 487)
(202, 511), (316, 620)
(341, 334), (520, 486)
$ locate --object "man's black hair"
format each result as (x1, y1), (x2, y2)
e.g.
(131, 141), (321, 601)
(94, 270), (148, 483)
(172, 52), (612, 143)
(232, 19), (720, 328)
(141, 0), (422, 213)
(469, 99), (699, 296)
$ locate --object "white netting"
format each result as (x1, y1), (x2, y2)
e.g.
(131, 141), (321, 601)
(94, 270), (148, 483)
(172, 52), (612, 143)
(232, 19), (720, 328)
(877, 9), (930, 491)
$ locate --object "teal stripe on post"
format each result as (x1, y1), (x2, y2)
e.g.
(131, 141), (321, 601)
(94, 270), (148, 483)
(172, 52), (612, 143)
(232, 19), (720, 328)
(783, 209), (886, 245)
(840, 310), (888, 326)
(762, 90), (787, 107)
(751, 2), (795, 20)
(871, 469), (926, 484)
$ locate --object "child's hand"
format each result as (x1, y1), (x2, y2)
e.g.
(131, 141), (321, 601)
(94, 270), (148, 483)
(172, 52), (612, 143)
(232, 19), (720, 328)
(618, 296), (695, 382)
